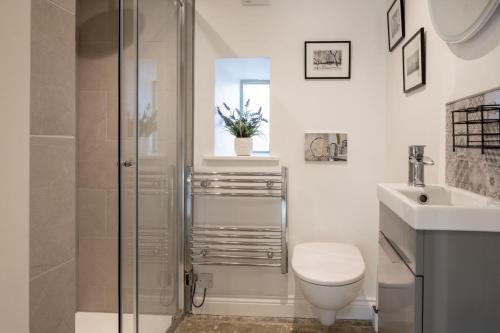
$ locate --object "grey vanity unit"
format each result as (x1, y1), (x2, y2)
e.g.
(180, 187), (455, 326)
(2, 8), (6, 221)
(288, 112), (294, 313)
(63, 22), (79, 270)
(378, 203), (500, 333)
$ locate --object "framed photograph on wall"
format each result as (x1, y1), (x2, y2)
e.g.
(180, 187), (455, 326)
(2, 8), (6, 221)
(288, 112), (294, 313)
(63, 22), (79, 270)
(304, 132), (348, 162)
(402, 28), (426, 93)
(387, 0), (405, 51)
(305, 41), (351, 79)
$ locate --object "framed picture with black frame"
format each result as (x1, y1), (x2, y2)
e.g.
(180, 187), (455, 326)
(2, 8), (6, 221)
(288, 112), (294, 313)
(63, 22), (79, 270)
(304, 41), (351, 79)
(387, 0), (405, 51)
(402, 28), (426, 93)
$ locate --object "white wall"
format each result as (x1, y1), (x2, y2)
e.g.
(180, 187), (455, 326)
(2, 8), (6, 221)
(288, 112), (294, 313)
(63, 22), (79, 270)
(194, 0), (386, 316)
(0, 0), (31, 331)
(386, 0), (500, 183)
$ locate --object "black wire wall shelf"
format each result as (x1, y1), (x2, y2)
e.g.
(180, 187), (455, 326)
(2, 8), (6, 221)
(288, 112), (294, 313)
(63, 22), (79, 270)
(452, 105), (500, 154)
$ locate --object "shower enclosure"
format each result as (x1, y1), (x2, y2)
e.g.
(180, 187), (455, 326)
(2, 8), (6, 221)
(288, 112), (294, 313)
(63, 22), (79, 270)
(118, 0), (193, 331)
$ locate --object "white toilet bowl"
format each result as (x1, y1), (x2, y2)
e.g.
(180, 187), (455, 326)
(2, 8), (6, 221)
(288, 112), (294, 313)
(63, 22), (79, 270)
(291, 242), (365, 326)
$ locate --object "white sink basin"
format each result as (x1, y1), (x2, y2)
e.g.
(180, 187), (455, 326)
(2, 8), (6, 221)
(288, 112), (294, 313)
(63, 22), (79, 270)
(377, 184), (500, 232)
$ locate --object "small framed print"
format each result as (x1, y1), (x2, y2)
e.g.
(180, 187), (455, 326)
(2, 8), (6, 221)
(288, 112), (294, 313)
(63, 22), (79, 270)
(387, 0), (405, 51)
(402, 28), (426, 93)
(305, 41), (351, 79)
(305, 132), (348, 162)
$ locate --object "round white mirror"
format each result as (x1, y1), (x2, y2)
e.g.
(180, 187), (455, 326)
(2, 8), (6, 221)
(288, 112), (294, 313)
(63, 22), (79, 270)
(429, 0), (500, 43)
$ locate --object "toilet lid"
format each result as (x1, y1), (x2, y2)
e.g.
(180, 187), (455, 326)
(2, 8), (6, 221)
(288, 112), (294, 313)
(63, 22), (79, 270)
(292, 242), (365, 286)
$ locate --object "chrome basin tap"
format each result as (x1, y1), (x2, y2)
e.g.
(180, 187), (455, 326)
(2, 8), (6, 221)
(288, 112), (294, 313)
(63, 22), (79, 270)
(408, 145), (434, 187)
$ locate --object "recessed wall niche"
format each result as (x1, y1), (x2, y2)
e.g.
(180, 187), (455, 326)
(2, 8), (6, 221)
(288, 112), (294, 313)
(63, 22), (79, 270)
(214, 57), (271, 156)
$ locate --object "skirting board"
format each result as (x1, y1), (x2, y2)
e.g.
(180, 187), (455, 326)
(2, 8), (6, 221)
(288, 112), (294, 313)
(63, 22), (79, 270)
(192, 296), (375, 320)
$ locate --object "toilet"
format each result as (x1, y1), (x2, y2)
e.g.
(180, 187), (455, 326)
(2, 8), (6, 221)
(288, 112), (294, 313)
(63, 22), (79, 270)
(291, 242), (365, 326)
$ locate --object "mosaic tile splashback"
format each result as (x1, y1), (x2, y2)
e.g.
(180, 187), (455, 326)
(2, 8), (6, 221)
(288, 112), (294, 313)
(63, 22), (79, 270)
(446, 89), (500, 200)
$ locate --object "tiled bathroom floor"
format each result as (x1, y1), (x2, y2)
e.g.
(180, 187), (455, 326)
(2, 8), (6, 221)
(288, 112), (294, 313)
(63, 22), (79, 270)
(174, 315), (375, 333)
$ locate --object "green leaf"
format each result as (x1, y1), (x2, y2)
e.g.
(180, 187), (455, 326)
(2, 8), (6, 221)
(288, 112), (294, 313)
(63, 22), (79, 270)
(216, 101), (268, 138)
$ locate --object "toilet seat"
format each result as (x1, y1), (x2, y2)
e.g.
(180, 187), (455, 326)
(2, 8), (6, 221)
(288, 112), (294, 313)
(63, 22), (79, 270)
(292, 242), (365, 286)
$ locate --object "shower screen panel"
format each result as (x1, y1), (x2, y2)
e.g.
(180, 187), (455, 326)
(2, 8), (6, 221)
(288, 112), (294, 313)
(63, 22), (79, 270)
(137, 0), (180, 331)
(119, 0), (138, 332)
(120, 0), (182, 332)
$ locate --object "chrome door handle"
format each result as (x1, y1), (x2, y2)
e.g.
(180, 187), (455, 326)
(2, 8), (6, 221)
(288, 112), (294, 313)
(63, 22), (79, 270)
(121, 160), (135, 168)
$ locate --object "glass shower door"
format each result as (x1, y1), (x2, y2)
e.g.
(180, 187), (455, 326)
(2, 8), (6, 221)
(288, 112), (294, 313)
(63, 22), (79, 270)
(137, 0), (180, 331)
(120, 0), (182, 332)
(119, 0), (138, 332)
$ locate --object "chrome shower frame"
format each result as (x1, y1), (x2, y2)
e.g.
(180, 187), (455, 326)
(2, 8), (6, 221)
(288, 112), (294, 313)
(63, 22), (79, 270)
(178, 0), (195, 324)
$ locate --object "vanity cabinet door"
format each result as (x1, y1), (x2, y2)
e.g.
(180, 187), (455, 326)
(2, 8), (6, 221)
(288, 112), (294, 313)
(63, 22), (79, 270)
(378, 232), (423, 333)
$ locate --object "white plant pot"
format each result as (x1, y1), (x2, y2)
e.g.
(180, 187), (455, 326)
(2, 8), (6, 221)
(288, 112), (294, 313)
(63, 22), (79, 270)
(234, 137), (252, 156)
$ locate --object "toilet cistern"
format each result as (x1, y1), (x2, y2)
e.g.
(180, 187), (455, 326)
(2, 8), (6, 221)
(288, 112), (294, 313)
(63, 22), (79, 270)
(408, 145), (434, 187)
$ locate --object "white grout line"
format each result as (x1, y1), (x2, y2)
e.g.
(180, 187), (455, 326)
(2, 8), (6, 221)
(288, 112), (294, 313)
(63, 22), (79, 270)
(30, 258), (75, 281)
(30, 134), (76, 140)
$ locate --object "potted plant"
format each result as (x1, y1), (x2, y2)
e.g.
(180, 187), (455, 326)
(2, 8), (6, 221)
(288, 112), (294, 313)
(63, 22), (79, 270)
(217, 99), (268, 156)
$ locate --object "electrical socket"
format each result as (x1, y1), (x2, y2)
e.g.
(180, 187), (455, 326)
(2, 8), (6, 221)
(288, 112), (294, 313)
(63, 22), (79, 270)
(196, 273), (213, 289)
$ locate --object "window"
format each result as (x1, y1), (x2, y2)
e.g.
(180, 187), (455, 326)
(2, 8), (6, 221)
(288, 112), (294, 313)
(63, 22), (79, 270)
(214, 58), (270, 156)
(240, 80), (270, 153)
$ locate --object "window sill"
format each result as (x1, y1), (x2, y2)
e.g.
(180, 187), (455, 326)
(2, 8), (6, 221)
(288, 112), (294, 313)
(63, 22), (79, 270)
(203, 155), (280, 162)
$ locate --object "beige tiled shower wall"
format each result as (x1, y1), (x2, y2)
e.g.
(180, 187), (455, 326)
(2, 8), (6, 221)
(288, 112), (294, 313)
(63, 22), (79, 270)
(77, 0), (120, 312)
(30, 0), (77, 331)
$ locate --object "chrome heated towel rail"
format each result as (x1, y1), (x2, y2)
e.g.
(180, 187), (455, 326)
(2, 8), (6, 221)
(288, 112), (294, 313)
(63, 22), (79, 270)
(186, 167), (288, 274)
